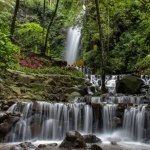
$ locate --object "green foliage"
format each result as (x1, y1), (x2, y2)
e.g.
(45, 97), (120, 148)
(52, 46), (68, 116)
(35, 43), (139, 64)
(82, 0), (150, 74)
(136, 55), (150, 71)
(83, 50), (101, 70)
(9, 65), (84, 78)
(16, 22), (46, 53)
(0, 32), (19, 69)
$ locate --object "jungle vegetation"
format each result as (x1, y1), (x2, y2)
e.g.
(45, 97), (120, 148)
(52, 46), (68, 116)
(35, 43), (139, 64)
(0, 0), (150, 77)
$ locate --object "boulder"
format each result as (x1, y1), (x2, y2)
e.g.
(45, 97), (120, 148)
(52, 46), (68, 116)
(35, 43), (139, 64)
(116, 75), (144, 94)
(110, 141), (117, 145)
(0, 122), (12, 133)
(9, 86), (21, 95)
(83, 134), (102, 143)
(66, 92), (81, 102)
(17, 73), (35, 84)
(0, 113), (8, 122)
(88, 144), (103, 150)
(59, 131), (86, 148)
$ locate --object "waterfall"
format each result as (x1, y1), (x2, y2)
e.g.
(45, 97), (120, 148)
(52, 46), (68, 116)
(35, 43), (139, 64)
(5, 102), (94, 142)
(123, 105), (148, 141)
(4, 99), (150, 143)
(103, 104), (117, 133)
(65, 27), (81, 65)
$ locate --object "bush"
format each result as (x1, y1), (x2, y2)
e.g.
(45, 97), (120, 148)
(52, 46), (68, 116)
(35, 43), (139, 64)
(16, 22), (46, 53)
(0, 32), (19, 69)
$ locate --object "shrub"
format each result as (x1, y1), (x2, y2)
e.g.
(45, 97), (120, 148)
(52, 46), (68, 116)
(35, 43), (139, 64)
(0, 32), (19, 69)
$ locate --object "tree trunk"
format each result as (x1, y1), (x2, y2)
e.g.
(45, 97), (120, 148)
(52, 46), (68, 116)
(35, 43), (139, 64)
(42, 0), (60, 56)
(10, 0), (20, 42)
(42, 0), (46, 46)
(95, 0), (106, 93)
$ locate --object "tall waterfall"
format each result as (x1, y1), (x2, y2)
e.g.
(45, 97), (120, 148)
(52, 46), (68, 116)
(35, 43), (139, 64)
(65, 27), (81, 65)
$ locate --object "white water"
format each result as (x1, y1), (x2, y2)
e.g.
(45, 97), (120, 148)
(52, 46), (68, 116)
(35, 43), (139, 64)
(123, 105), (148, 142)
(3, 100), (150, 150)
(65, 27), (81, 65)
(103, 104), (117, 133)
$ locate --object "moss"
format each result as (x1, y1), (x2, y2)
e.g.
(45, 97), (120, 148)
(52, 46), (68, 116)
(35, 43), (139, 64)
(93, 89), (103, 96)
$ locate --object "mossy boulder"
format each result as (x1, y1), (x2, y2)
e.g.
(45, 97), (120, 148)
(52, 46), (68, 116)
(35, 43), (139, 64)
(17, 73), (35, 84)
(116, 75), (144, 94)
(66, 92), (81, 102)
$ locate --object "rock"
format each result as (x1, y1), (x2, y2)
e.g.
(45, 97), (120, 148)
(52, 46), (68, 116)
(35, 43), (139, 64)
(42, 78), (56, 86)
(88, 144), (103, 150)
(113, 117), (122, 127)
(30, 123), (41, 138)
(7, 115), (20, 124)
(83, 134), (102, 143)
(31, 83), (44, 92)
(0, 122), (12, 133)
(10, 142), (35, 150)
(0, 113), (8, 122)
(0, 83), (4, 90)
(2, 105), (9, 110)
(38, 144), (47, 148)
(9, 86), (21, 95)
(146, 88), (150, 98)
(110, 141), (117, 145)
(48, 143), (58, 147)
(66, 92), (81, 102)
(59, 131), (86, 148)
(17, 73), (35, 84)
(116, 75), (144, 94)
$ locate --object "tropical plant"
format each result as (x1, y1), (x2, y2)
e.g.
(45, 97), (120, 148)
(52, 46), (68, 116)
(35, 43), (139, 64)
(0, 32), (19, 69)
(16, 22), (46, 53)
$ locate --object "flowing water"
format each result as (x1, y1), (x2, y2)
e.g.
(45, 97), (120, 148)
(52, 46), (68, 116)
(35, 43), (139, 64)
(4, 100), (150, 143)
(65, 27), (81, 65)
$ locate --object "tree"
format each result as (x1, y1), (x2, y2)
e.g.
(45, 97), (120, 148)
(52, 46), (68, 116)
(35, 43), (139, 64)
(95, 0), (106, 93)
(10, 0), (20, 41)
(42, 0), (60, 56)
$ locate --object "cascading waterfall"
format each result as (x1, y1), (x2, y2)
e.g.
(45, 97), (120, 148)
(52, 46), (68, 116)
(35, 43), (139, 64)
(5, 102), (94, 142)
(103, 104), (117, 133)
(123, 105), (149, 141)
(65, 27), (81, 65)
(4, 97), (150, 146)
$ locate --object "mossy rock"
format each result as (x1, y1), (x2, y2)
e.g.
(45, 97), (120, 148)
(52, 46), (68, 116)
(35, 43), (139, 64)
(42, 78), (56, 86)
(66, 92), (81, 102)
(17, 73), (35, 84)
(116, 75), (144, 94)
(93, 89), (104, 96)
(9, 86), (21, 95)
(31, 83), (45, 92)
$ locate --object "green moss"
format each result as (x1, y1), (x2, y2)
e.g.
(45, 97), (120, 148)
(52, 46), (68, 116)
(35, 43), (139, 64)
(93, 89), (103, 96)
